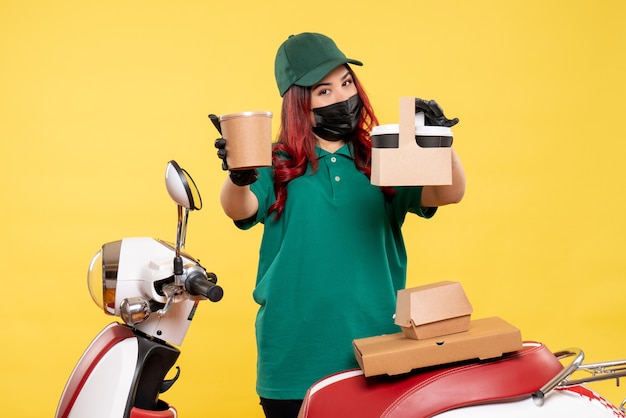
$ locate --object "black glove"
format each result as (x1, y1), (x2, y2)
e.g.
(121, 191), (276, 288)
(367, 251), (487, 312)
(209, 114), (259, 187)
(414, 98), (459, 127)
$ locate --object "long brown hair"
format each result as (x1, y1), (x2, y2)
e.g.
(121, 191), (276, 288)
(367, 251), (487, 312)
(269, 66), (395, 219)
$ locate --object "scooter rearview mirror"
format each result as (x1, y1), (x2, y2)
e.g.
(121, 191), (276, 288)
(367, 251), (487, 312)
(165, 160), (202, 211)
(165, 160), (202, 257)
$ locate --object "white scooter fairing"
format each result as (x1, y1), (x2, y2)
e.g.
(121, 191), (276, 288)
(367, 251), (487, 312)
(56, 161), (222, 418)
(56, 322), (179, 418)
(439, 386), (623, 418)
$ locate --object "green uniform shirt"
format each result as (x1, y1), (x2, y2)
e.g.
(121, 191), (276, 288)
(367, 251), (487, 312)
(235, 144), (436, 399)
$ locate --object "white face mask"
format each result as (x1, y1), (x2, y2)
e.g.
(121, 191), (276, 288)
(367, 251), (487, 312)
(311, 94), (363, 141)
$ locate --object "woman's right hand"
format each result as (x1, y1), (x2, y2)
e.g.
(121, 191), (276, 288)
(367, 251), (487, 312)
(210, 114), (259, 187)
(213, 137), (259, 186)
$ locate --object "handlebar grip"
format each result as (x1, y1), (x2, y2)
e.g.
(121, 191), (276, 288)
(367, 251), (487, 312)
(186, 274), (224, 302)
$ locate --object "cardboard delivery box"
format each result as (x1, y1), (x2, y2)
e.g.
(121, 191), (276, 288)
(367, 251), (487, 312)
(353, 316), (523, 377)
(370, 96), (453, 186)
(395, 281), (473, 340)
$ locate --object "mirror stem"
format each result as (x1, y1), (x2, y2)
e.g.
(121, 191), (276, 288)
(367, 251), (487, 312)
(175, 204), (191, 257)
(181, 208), (189, 249)
(175, 205), (183, 257)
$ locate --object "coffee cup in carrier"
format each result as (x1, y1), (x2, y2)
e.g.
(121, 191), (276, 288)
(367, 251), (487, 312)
(371, 113), (453, 149)
(218, 111), (273, 170)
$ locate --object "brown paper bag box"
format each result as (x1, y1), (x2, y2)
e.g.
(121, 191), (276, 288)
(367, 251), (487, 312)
(395, 281), (473, 340)
(353, 281), (522, 377)
(353, 316), (523, 377)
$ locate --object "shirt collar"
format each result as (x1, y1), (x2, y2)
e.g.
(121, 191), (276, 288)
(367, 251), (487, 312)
(315, 143), (354, 160)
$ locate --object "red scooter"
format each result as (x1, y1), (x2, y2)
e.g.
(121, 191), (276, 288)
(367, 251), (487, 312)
(56, 160), (626, 418)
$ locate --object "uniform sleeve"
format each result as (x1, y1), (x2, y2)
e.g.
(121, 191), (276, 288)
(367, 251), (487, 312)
(234, 167), (275, 230)
(390, 186), (437, 223)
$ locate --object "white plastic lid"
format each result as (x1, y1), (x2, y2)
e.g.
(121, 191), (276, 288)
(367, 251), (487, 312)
(371, 124), (452, 136)
(415, 125), (452, 136)
(371, 124), (399, 135)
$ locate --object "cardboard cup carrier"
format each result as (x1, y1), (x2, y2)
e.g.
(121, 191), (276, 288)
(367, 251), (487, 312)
(371, 97), (453, 186)
(219, 111), (273, 170)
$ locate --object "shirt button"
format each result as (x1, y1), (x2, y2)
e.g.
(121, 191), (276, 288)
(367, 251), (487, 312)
(330, 156), (337, 163)
(335, 176), (341, 182)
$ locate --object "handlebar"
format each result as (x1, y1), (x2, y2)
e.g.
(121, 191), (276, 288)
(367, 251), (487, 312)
(532, 348), (584, 406)
(185, 269), (224, 302)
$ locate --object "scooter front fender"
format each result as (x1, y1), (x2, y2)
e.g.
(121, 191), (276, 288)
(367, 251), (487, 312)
(56, 322), (178, 418)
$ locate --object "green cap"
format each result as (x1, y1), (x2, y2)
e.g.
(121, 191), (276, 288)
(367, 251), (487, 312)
(274, 32), (363, 97)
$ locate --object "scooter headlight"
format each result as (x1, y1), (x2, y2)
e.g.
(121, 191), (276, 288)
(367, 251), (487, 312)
(120, 297), (151, 325)
(87, 241), (121, 315)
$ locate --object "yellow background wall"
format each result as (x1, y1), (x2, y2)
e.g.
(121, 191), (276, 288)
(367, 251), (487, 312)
(1, 1), (625, 416)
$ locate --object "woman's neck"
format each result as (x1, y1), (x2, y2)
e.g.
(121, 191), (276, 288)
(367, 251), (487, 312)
(315, 136), (345, 153)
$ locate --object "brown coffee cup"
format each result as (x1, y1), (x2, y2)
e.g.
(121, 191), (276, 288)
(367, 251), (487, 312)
(219, 111), (273, 170)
